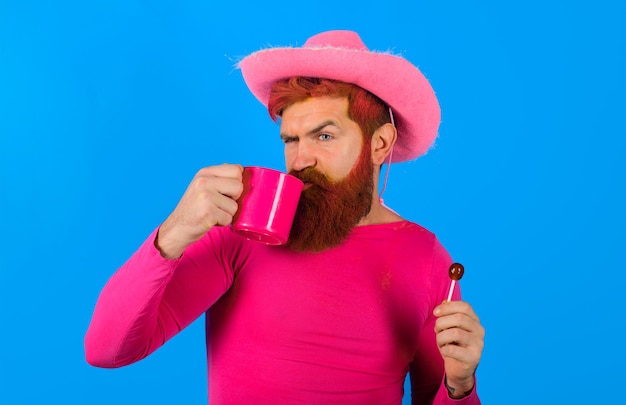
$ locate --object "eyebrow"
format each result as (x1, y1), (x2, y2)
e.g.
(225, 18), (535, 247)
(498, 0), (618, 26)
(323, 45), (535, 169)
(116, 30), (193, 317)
(280, 120), (339, 141)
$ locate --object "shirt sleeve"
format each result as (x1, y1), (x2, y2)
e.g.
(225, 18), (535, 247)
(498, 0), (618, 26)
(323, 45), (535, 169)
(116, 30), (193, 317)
(84, 226), (239, 368)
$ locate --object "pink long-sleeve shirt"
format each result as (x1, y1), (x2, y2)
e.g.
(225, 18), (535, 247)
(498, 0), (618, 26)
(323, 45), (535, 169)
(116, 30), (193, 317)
(85, 220), (480, 404)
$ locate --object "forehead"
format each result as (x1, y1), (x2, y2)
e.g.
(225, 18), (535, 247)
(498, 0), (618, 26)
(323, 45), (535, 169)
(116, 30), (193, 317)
(280, 96), (350, 125)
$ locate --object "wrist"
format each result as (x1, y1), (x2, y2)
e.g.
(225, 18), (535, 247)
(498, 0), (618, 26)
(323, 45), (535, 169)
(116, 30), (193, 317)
(444, 375), (474, 399)
(155, 224), (187, 259)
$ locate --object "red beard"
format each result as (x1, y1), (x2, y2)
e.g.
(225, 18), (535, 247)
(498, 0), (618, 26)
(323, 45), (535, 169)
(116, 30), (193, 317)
(286, 143), (374, 253)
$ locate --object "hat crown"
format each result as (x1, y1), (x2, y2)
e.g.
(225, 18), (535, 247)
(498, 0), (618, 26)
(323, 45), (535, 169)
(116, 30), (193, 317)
(303, 30), (368, 51)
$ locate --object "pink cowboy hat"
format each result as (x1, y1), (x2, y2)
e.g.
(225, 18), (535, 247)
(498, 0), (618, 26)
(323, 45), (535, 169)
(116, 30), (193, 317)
(238, 30), (441, 163)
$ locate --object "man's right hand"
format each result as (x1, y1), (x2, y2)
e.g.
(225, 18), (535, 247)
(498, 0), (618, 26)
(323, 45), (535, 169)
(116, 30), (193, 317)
(155, 164), (244, 259)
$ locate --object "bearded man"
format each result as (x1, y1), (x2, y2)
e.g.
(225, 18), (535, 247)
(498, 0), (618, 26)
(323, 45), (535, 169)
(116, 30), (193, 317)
(85, 30), (485, 404)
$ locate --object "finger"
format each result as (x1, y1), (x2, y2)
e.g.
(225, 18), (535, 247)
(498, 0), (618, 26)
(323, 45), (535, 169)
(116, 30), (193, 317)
(211, 189), (239, 218)
(434, 301), (480, 322)
(440, 343), (477, 371)
(209, 176), (245, 200)
(435, 317), (485, 361)
(197, 163), (244, 180)
(193, 174), (244, 201)
(196, 192), (237, 228)
(209, 206), (235, 228)
(436, 326), (472, 349)
(438, 330), (484, 369)
(434, 312), (477, 334)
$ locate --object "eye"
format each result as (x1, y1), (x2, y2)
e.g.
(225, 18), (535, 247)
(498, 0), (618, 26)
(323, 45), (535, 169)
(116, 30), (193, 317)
(281, 136), (298, 144)
(318, 133), (333, 141)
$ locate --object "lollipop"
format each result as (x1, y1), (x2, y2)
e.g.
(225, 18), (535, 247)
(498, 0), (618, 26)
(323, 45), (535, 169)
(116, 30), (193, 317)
(446, 262), (465, 302)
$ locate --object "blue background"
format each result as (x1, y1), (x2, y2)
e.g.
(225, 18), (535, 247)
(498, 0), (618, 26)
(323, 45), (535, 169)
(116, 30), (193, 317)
(1, 1), (624, 403)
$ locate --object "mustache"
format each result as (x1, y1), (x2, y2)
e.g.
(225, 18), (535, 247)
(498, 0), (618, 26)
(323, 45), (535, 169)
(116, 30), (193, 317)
(289, 167), (333, 190)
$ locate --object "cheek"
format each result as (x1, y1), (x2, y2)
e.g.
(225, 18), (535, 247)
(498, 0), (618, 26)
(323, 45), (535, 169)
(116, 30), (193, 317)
(344, 140), (367, 170)
(336, 159), (355, 177)
(328, 148), (361, 179)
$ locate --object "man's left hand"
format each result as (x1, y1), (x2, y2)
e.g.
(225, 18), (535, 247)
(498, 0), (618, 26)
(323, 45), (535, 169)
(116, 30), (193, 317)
(433, 300), (485, 398)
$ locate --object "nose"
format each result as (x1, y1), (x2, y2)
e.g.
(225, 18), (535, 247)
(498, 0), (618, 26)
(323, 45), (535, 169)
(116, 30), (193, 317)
(287, 141), (316, 172)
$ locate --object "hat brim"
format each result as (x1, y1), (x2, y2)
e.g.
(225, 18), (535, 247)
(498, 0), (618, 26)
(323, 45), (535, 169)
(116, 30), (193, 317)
(238, 46), (440, 163)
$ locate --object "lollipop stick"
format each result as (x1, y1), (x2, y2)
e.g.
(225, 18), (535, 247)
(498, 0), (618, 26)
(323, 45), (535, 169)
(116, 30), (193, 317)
(446, 279), (456, 302)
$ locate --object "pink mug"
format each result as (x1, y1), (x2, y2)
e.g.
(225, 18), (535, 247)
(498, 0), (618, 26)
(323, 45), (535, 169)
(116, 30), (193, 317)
(231, 166), (303, 245)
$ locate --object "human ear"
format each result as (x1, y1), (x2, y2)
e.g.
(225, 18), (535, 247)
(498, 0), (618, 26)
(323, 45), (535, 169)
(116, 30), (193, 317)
(371, 123), (397, 166)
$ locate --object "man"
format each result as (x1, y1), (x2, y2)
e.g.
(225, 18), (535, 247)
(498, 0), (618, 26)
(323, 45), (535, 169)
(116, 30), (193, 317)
(85, 30), (484, 404)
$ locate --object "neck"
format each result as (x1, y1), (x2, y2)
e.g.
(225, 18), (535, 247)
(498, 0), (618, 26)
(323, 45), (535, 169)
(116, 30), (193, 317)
(357, 191), (403, 226)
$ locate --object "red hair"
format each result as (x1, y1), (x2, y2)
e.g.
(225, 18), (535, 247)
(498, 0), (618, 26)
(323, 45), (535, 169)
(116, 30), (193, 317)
(268, 77), (391, 139)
